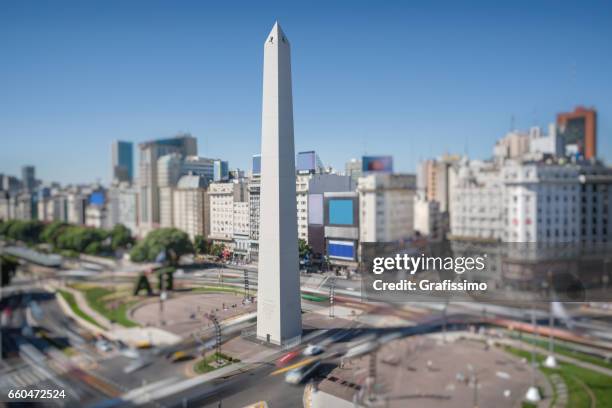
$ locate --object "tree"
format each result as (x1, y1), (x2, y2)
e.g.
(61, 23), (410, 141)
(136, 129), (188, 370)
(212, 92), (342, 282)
(210, 243), (225, 258)
(110, 224), (134, 251)
(298, 238), (312, 259)
(0, 220), (45, 244)
(41, 221), (69, 247)
(129, 228), (194, 265)
(193, 234), (209, 256)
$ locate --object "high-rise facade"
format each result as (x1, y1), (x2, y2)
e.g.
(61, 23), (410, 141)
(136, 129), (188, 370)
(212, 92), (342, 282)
(137, 134), (197, 232)
(21, 166), (35, 192)
(112, 141), (134, 183)
(557, 107), (597, 160)
(256, 22), (302, 345)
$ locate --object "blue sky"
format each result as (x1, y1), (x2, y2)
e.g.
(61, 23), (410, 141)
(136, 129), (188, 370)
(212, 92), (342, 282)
(1, 0), (611, 184)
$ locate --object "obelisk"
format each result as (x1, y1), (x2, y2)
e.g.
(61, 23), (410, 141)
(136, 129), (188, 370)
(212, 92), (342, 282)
(256, 22), (302, 345)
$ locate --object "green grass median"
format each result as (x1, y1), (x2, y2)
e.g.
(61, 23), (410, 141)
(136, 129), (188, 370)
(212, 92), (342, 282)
(194, 352), (240, 374)
(57, 289), (104, 329)
(81, 286), (139, 328)
(504, 345), (612, 408)
(510, 332), (612, 371)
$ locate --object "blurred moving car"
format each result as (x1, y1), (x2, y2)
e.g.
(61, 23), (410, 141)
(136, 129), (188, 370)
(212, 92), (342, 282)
(302, 344), (324, 356)
(95, 339), (112, 353)
(276, 350), (300, 367)
(285, 361), (321, 385)
(344, 340), (378, 359)
(168, 351), (194, 363)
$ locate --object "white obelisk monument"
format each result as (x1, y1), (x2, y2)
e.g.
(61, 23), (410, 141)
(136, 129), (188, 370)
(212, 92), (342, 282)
(256, 22), (302, 345)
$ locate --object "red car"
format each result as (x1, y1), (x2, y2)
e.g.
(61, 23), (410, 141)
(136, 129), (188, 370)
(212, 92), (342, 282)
(276, 350), (300, 367)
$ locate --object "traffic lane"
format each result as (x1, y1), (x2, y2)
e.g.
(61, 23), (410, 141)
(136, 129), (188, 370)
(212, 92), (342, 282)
(157, 362), (306, 408)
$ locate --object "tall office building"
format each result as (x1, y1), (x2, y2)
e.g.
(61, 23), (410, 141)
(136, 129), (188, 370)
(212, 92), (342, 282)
(256, 22), (302, 345)
(173, 174), (208, 240)
(21, 166), (35, 192)
(182, 156), (216, 183)
(252, 154), (261, 177)
(213, 160), (229, 182)
(112, 141), (134, 183)
(557, 106), (597, 160)
(138, 134), (197, 231)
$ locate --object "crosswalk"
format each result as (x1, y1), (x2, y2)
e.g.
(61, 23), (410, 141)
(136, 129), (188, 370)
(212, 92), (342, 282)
(0, 362), (69, 390)
(1, 365), (50, 389)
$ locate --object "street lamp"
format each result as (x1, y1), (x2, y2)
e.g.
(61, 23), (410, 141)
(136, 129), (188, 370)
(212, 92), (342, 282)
(525, 307), (542, 402)
(329, 277), (336, 318)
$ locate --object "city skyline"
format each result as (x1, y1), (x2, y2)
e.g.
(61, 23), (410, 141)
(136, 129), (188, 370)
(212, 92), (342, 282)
(2, 1), (612, 184)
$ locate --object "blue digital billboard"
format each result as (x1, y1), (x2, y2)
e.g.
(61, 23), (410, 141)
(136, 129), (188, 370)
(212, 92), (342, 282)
(89, 191), (105, 206)
(328, 240), (355, 260)
(329, 199), (353, 225)
(362, 155), (393, 173)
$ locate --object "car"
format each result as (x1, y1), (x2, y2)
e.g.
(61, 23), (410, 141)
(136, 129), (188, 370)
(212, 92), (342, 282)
(95, 340), (112, 353)
(285, 361), (321, 385)
(302, 344), (324, 356)
(344, 340), (379, 359)
(169, 351), (194, 363)
(276, 350), (300, 367)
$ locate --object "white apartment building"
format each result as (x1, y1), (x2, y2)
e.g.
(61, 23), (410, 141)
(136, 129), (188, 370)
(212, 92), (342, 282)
(450, 159), (612, 244)
(233, 201), (250, 258)
(208, 180), (247, 245)
(67, 192), (87, 225)
(108, 183), (139, 233)
(450, 160), (505, 240)
(172, 175), (207, 240)
(248, 179), (260, 260)
(358, 173), (416, 242)
(413, 195), (442, 240)
(85, 205), (108, 229)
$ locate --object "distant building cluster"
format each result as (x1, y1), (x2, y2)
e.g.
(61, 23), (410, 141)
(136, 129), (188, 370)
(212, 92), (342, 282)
(1, 106), (610, 269)
(416, 106), (611, 245)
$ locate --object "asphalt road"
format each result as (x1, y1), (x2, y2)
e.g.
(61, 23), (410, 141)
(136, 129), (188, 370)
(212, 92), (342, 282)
(156, 362), (306, 408)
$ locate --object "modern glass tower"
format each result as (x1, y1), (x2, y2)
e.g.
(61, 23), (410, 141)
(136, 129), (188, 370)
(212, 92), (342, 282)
(256, 22), (302, 345)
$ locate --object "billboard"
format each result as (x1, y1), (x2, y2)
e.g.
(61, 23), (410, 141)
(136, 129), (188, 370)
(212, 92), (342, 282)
(89, 191), (105, 206)
(328, 199), (354, 225)
(362, 155), (393, 173)
(328, 240), (355, 260)
(308, 194), (323, 225)
(297, 151), (316, 173)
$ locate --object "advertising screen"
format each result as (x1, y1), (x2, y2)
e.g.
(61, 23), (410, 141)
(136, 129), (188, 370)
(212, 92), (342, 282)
(328, 240), (355, 260)
(89, 191), (105, 206)
(362, 155), (393, 173)
(297, 151), (316, 172)
(308, 194), (323, 225)
(328, 199), (353, 225)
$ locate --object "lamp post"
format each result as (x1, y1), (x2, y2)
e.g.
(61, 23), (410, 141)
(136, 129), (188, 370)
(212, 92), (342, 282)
(329, 277), (336, 318)
(525, 308), (541, 402)
(544, 270), (557, 368)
